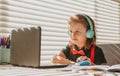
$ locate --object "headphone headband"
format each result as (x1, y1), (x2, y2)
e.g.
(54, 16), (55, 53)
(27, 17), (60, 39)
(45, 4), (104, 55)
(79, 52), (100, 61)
(83, 15), (93, 31)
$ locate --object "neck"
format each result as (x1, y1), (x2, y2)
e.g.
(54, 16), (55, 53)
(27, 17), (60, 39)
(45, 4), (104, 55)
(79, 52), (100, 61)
(76, 43), (85, 49)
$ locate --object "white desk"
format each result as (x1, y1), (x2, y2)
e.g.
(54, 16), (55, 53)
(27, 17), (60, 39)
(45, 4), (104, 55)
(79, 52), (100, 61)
(0, 64), (119, 76)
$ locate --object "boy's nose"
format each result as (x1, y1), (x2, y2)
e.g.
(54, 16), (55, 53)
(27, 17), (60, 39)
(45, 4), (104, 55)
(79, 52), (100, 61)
(71, 33), (76, 39)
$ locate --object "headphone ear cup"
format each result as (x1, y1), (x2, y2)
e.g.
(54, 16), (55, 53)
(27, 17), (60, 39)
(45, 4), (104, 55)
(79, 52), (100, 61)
(86, 29), (94, 38)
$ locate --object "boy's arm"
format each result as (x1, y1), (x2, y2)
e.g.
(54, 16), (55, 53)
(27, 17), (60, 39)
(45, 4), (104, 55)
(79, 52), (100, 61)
(52, 52), (75, 65)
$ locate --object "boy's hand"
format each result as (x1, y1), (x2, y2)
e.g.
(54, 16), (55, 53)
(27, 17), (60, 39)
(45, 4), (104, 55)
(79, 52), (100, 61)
(76, 56), (91, 63)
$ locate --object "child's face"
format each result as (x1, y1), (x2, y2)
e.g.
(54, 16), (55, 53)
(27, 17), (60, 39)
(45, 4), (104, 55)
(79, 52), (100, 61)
(69, 23), (87, 45)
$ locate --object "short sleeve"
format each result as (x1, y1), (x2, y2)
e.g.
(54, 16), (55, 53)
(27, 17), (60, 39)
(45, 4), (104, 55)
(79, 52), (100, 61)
(61, 45), (70, 59)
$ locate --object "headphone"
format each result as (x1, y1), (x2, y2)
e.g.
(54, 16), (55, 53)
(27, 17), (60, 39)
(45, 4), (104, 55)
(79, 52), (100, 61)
(68, 14), (94, 38)
(83, 15), (94, 38)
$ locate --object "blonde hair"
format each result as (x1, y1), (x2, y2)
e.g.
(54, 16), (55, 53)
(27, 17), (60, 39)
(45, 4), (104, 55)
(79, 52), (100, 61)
(68, 14), (96, 49)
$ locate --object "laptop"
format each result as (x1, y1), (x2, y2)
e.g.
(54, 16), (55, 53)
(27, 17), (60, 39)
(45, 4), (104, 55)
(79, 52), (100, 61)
(10, 26), (67, 68)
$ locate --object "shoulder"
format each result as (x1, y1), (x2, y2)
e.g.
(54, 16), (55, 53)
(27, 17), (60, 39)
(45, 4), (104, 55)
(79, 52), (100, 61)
(61, 44), (71, 57)
(94, 45), (104, 53)
(62, 44), (70, 52)
(95, 45), (102, 50)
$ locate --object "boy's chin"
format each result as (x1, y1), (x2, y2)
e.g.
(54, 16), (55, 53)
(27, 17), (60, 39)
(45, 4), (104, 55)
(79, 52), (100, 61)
(71, 41), (78, 44)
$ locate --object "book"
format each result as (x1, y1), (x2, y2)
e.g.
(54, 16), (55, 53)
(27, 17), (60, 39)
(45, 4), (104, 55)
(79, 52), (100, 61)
(58, 64), (120, 72)
(107, 64), (120, 72)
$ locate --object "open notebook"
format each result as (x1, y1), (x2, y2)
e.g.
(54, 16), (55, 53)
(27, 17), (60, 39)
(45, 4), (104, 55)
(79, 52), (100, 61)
(10, 26), (67, 68)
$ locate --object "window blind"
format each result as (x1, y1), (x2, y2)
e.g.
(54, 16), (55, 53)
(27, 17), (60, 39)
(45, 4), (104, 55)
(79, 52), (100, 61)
(95, 0), (120, 44)
(0, 0), (120, 65)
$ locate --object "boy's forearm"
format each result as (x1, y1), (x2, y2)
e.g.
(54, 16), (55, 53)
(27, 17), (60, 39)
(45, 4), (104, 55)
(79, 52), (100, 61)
(52, 55), (75, 65)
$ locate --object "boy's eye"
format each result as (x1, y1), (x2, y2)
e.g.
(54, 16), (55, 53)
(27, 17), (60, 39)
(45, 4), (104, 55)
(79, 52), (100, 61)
(69, 30), (72, 33)
(69, 30), (81, 34)
(76, 31), (81, 33)
(76, 31), (79, 33)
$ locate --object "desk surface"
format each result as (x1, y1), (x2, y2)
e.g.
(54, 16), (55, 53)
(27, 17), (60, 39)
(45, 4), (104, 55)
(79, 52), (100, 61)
(0, 64), (119, 76)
